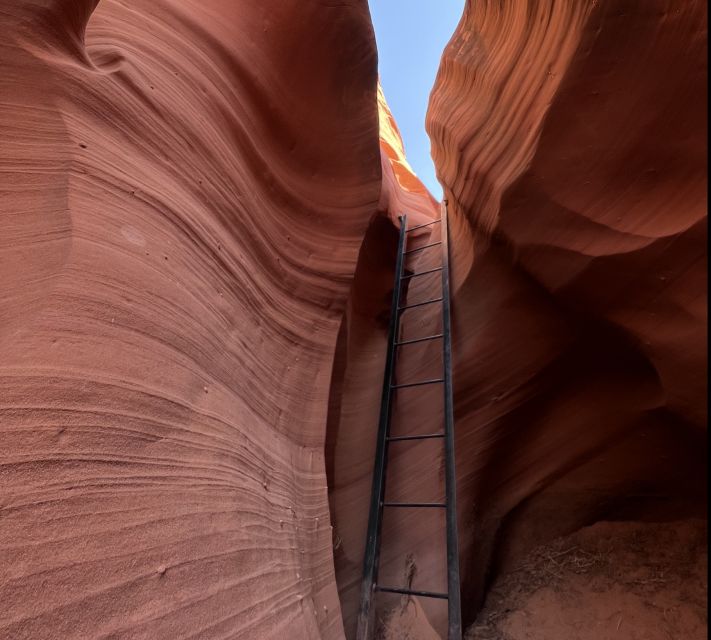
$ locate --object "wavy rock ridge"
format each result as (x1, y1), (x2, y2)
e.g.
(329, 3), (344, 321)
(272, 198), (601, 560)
(426, 0), (707, 628)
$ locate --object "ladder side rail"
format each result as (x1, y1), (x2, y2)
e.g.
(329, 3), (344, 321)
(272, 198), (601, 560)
(441, 201), (462, 640)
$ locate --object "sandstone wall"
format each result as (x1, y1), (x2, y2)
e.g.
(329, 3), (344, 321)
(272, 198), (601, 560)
(426, 0), (707, 623)
(1, 1), (706, 639)
(1, 2), (380, 638)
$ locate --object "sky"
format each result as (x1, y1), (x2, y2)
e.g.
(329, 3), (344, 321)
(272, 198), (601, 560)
(368, 0), (465, 199)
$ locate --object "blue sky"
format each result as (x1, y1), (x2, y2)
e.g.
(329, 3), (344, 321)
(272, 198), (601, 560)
(369, 0), (465, 199)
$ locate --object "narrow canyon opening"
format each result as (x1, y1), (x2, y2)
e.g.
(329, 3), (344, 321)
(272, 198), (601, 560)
(324, 1), (708, 639)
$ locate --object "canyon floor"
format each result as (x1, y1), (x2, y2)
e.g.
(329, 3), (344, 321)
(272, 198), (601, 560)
(376, 519), (707, 640)
(467, 519), (707, 640)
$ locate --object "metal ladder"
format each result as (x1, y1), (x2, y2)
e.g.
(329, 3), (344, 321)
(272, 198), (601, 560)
(356, 203), (461, 640)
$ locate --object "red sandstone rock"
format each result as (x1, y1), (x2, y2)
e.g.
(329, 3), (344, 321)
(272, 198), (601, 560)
(332, 1), (707, 637)
(1, 1), (706, 639)
(1, 2), (380, 638)
(425, 0), (707, 628)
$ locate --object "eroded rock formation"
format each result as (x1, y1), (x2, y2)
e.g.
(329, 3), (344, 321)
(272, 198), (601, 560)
(1, 0), (707, 639)
(1, 1), (380, 638)
(331, 0), (707, 637)
(426, 0), (708, 629)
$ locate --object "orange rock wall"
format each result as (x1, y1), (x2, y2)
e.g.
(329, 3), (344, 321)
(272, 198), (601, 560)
(426, 0), (707, 623)
(331, 2), (706, 633)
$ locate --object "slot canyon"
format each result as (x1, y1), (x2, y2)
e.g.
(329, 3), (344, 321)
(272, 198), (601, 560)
(0, 1), (706, 640)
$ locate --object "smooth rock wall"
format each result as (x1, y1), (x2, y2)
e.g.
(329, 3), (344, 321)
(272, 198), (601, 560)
(427, 0), (707, 623)
(1, 2), (379, 638)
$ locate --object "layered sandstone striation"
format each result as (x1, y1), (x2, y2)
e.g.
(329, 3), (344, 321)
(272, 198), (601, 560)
(425, 0), (708, 629)
(1, 1), (380, 638)
(330, 1), (707, 635)
(1, 0), (707, 639)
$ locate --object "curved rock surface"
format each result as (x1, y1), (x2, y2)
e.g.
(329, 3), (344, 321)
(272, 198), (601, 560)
(330, 2), (707, 635)
(1, 0), (706, 639)
(1, 1), (380, 638)
(426, 0), (707, 626)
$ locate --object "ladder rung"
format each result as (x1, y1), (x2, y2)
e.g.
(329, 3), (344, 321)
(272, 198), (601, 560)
(406, 219), (442, 232)
(387, 432), (445, 442)
(401, 267), (443, 280)
(396, 333), (443, 346)
(404, 241), (442, 255)
(398, 298), (442, 312)
(391, 378), (444, 389)
(375, 585), (449, 600)
(382, 502), (447, 508)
